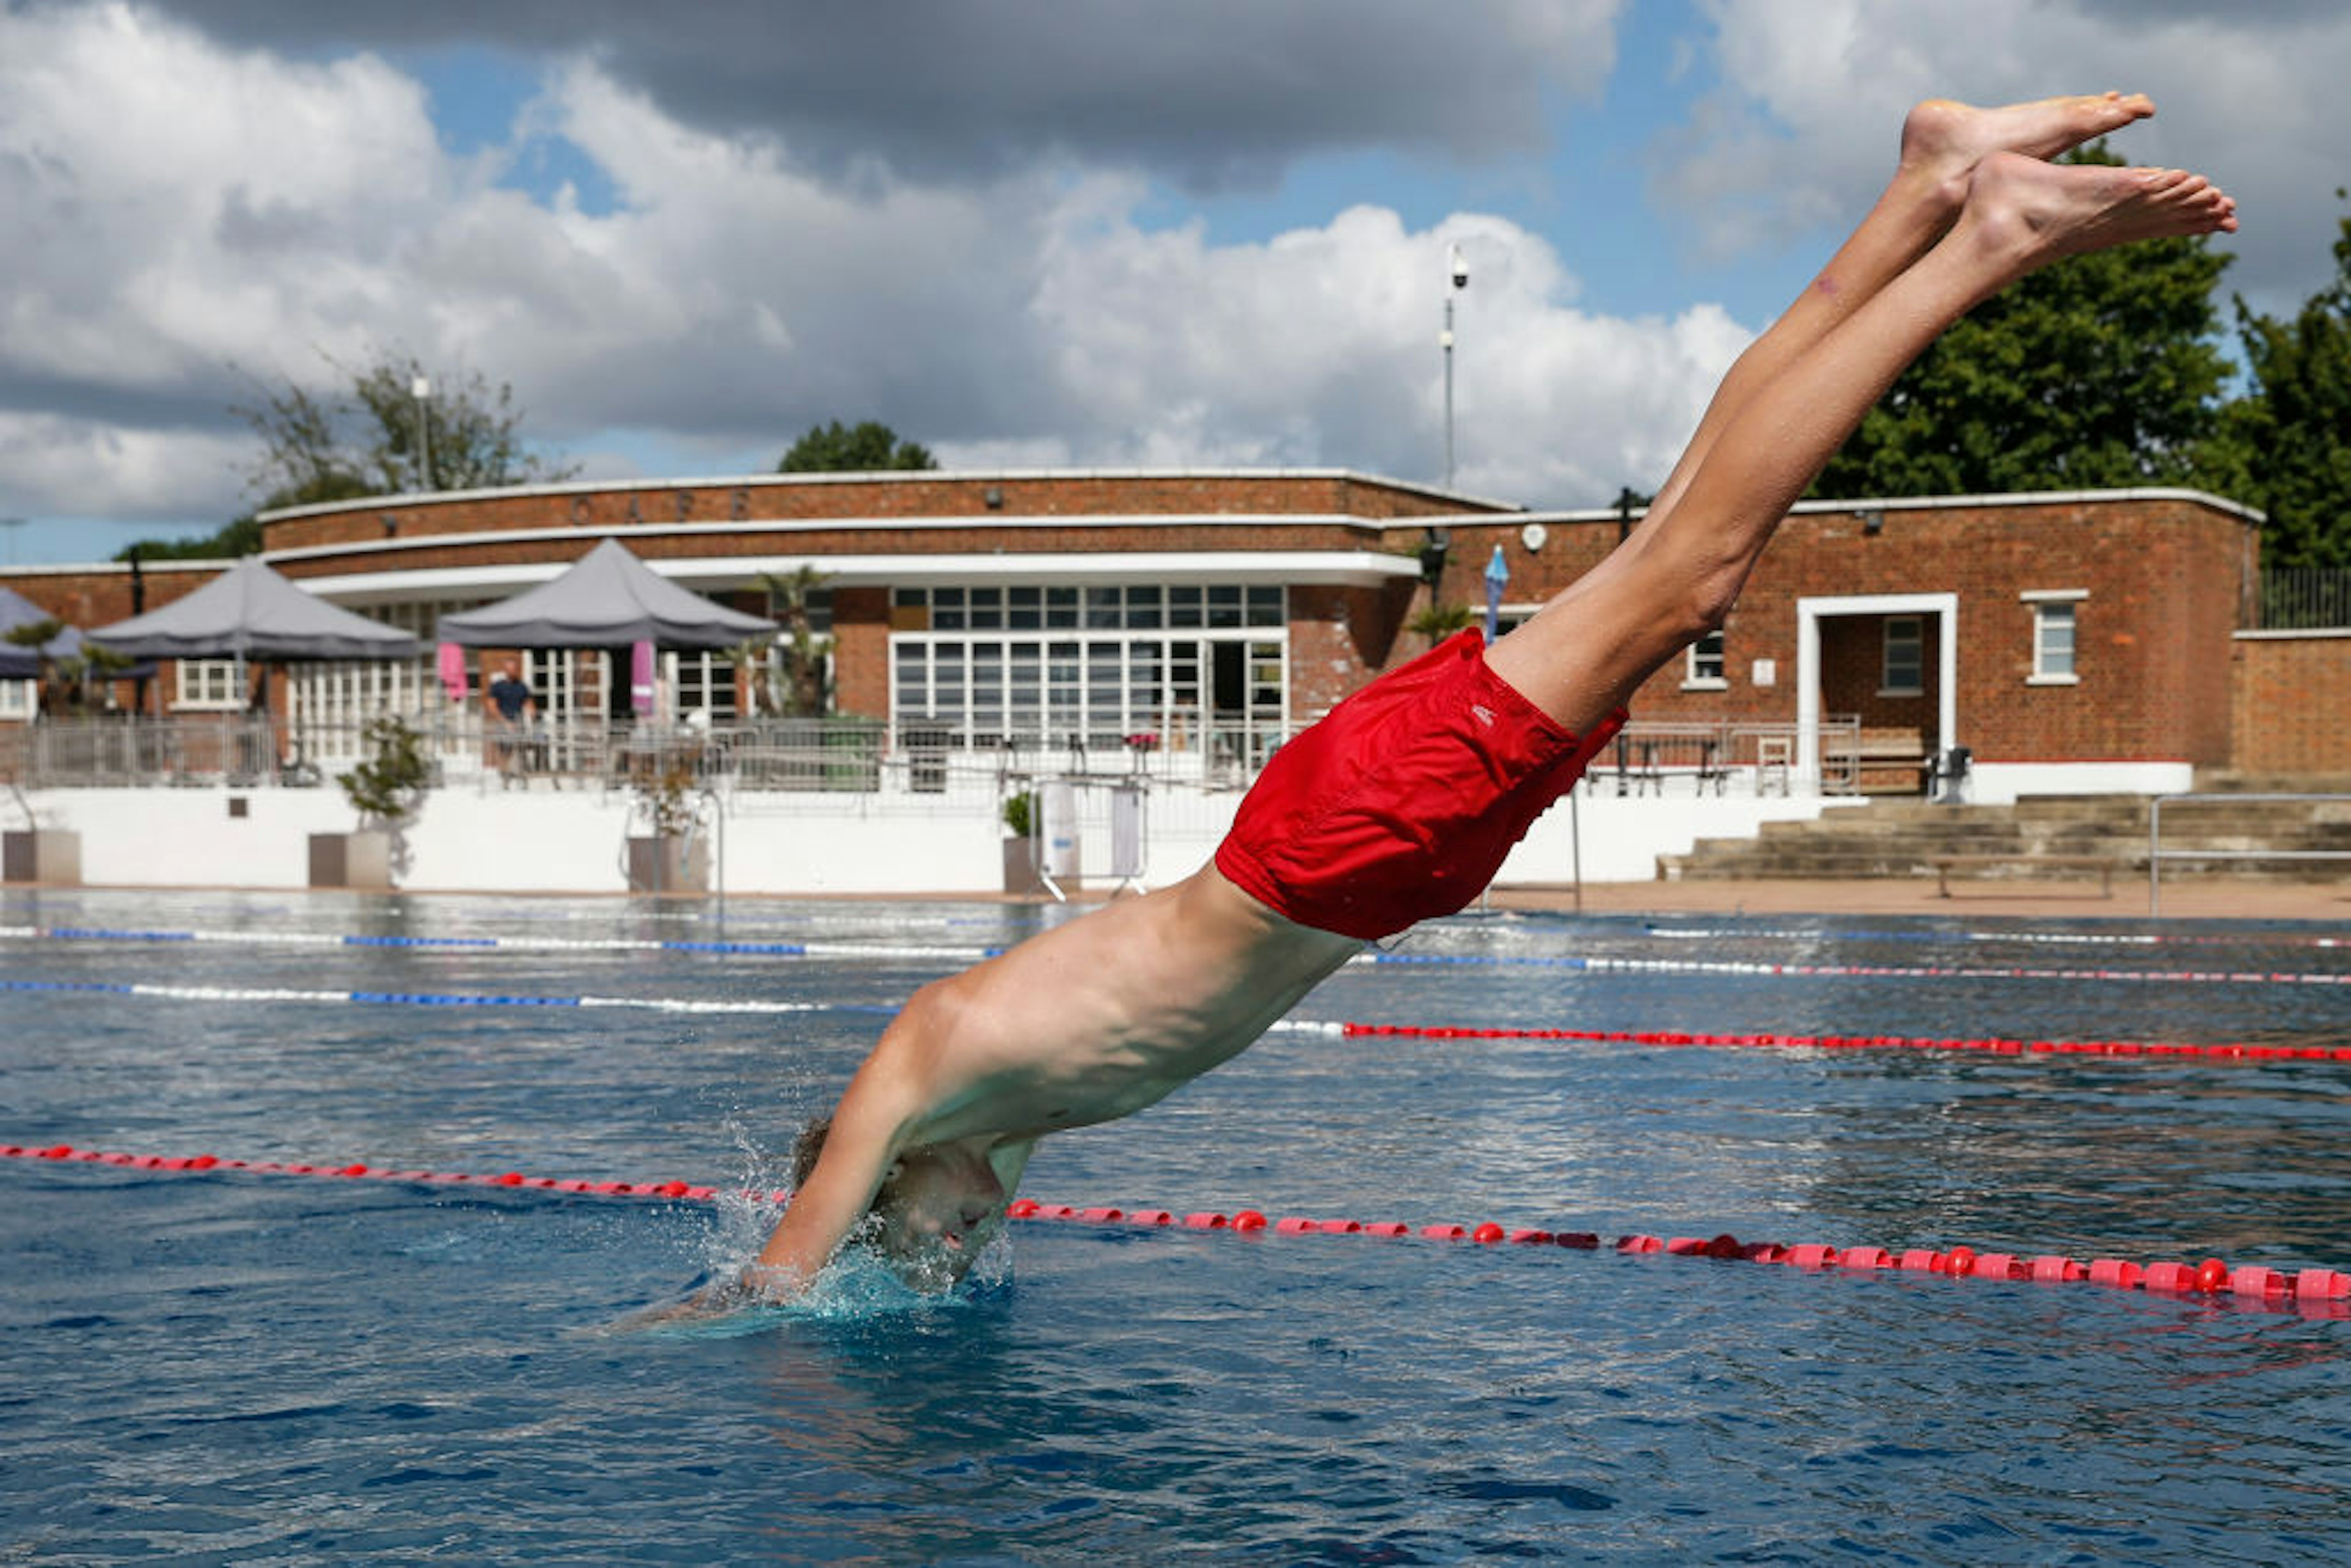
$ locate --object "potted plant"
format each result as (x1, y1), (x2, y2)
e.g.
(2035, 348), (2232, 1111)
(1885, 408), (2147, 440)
(1001, 788), (1041, 895)
(313, 714), (429, 890)
(628, 757), (709, 893)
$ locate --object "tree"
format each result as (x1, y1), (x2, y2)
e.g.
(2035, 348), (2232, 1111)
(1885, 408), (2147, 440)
(1812, 144), (2235, 500)
(778, 420), (937, 473)
(114, 516), (266, 562)
(761, 566), (836, 716)
(2203, 196), (2351, 569)
(237, 348), (577, 505)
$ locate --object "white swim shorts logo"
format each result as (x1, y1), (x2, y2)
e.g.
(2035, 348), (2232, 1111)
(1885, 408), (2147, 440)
(1469, 703), (1497, 729)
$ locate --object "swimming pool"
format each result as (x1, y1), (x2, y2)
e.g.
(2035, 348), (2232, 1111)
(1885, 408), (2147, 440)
(5, 889), (2347, 1562)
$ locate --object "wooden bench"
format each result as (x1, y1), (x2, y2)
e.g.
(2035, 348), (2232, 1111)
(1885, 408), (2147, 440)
(1929, 855), (2117, 898)
(1855, 726), (1929, 793)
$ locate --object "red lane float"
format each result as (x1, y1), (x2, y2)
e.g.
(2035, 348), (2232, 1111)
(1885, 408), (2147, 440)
(1340, 1021), (2351, 1064)
(10, 1141), (2346, 1319)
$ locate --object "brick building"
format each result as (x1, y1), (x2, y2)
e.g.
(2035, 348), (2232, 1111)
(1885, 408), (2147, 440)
(2, 470), (2330, 795)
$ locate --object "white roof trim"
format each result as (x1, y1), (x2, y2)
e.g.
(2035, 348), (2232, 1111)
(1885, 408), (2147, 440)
(296, 550), (1422, 606)
(1516, 486), (2263, 527)
(261, 512), (1396, 566)
(256, 467), (1521, 523)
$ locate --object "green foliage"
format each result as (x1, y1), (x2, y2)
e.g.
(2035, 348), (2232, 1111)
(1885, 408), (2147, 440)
(114, 516), (265, 563)
(1, 616), (64, 654)
(1002, 790), (1034, 838)
(777, 420), (937, 473)
(1813, 144), (2234, 500)
(336, 715), (430, 825)
(2203, 195), (2351, 569)
(762, 566), (836, 717)
(635, 759), (700, 839)
(1408, 602), (1478, 642)
(237, 348), (577, 505)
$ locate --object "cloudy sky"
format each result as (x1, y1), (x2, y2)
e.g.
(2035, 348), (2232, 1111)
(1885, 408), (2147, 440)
(4, 0), (2347, 566)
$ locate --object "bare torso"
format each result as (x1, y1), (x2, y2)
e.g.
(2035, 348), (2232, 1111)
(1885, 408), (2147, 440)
(894, 865), (1365, 1146)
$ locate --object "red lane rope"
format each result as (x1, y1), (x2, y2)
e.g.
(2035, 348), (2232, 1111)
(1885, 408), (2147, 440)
(1339, 1022), (2351, 1062)
(9, 1141), (2345, 1320)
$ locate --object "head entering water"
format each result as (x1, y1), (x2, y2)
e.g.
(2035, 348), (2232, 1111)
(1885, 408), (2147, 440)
(790, 1117), (1009, 1290)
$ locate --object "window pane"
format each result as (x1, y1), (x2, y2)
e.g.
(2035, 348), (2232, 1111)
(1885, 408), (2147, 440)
(1168, 585), (1202, 628)
(2038, 604), (2076, 677)
(1883, 617), (1923, 691)
(1125, 585), (1162, 629)
(1207, 584), (1242, 628)
(1008, 585), (1041, 631)
(1247, 585), (1283, 626)
(1045, 586), (1079, 628)
(1086, 587), (1122, 629)
(969, 587), (1002, 630)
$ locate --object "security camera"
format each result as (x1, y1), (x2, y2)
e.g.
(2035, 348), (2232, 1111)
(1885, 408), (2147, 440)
(1449, 244), (1469, 290)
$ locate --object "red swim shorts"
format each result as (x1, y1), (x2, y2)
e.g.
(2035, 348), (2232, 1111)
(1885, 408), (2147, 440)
(1215, 630), (1627, 940)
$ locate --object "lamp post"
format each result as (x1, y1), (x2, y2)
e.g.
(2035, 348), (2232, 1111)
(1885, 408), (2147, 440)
(1442, 244), (1468, 489)
(411, 375), (432, 493)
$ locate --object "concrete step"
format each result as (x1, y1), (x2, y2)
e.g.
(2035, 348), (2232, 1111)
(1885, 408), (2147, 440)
(1663, 792), (2351, 883)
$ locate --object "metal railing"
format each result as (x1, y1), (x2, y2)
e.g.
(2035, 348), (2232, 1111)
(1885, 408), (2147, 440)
(1594, 716), (1865, 796)
(4, 710), (1872, 800)
(2255, 568), (2351, 631)
(2147, 792), (2351, 915)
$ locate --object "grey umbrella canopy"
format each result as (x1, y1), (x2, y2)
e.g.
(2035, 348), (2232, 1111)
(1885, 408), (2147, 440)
(88, 557), (420, 661)
(435, 538), (777, 649)
(0, 585), (89, 678)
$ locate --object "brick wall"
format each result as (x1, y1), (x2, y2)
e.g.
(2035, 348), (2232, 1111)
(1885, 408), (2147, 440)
(2231, 632), (2351, 773)
(10, 489), (2333, 779)
(262, 471), (1496, 555)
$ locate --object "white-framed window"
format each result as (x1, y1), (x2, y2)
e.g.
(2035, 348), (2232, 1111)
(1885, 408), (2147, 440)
(889, 583), (1288, 764)
(0, 678), (32, 720)
(1683, 628), (1727, 689)
(174, 657), (246, 710)
(2023, 590), (2087, 685)
(667, 649), (741, 722)
(1881, 615), (1924, 697)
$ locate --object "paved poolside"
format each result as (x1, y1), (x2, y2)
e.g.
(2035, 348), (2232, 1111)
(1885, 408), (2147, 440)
(1488, 875), (2351, 923)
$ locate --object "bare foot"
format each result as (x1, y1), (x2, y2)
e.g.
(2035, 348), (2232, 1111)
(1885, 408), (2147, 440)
(1899, 92), (2153, 216)
(1963, 151), (2237, 272)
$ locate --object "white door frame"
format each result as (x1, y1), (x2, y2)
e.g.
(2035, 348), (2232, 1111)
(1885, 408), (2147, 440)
(1794, 593), (1959, 784)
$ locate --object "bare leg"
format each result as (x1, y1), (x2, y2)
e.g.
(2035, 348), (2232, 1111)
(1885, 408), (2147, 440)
(1488, 152), (2235, 732)
(1643, 92), (2154, 525)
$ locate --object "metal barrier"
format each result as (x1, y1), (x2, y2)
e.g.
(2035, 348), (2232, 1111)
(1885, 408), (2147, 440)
(7, 711), (1870, 801)
(2147, 792), (2351, 915)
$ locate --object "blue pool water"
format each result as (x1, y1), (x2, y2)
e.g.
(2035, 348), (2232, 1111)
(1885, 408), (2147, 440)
(4, 888), (2349, 1562)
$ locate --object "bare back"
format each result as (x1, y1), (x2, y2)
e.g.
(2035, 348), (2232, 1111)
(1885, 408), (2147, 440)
(748, 866), (1359, 1291)
(898, 866), (1363, 1144)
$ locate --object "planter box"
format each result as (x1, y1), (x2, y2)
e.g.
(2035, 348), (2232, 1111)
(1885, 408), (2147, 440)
(1002, 836), (1043, 895)
(628, 834), (710, 894)
(2, 829), (81, 885)
(309, 830), (394, 890)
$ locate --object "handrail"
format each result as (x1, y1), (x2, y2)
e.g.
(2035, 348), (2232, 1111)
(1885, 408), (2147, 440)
(2148, 792), (2351, 916)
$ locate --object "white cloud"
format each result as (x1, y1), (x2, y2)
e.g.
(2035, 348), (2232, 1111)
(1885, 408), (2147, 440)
(0, 4), (1750, 536)
(1665, 0), (2351, 310)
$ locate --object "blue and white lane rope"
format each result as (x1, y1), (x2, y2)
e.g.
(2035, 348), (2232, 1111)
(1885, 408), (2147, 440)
(0, 924), (997, 961)
(2, 923), (2344, 986)
(0, 977), (877, 1015)
(2, 978), (2341, 1064)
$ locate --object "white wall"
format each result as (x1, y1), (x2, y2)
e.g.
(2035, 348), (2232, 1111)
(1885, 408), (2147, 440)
(17, 779), (1850, 895)
(1964, 760), (2194, 805)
